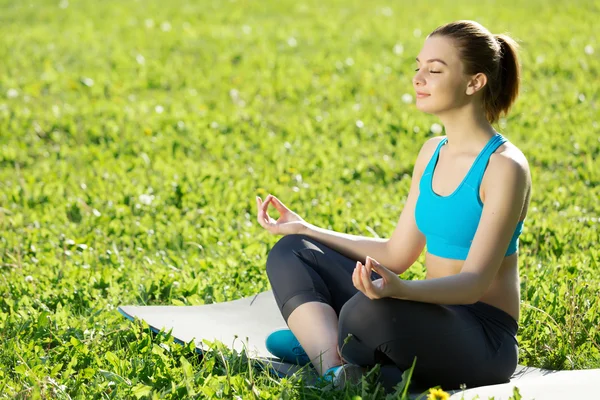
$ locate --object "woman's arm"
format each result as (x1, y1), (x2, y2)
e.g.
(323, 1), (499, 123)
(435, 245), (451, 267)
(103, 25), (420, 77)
(301, 137), (442, 273)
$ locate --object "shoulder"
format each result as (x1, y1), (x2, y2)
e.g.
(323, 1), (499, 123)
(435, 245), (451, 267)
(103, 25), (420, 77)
(486, 141), (531, 192)
(415, 136), (445, 170)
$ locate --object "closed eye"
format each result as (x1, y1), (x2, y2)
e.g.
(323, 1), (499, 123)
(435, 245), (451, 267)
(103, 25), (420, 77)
(414, 69), (440, 73)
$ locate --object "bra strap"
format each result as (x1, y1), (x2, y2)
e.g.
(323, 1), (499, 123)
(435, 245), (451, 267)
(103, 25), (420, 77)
(466, 134), (508, 189)
(422, 137), (448, 176)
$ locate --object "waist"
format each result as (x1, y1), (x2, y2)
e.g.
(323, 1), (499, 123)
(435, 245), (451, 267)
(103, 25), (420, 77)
(426, 238), (520, 260)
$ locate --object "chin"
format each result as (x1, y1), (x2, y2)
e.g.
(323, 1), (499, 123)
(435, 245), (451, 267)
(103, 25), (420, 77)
(415, 100), (435, 114)
(416, 99), (450, 117)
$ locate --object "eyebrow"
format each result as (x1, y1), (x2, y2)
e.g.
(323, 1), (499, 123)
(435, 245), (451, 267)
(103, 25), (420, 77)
(415, 57), (448, 66)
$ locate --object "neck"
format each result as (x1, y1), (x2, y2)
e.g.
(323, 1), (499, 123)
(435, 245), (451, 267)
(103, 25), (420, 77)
(436, 103), (497, 153)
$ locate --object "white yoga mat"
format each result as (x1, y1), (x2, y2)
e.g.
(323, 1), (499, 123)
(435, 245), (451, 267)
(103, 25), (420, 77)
(118, 290), (599, 398)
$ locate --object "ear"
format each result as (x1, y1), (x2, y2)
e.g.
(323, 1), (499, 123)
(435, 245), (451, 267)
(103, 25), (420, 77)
(465, 72), (488, 96)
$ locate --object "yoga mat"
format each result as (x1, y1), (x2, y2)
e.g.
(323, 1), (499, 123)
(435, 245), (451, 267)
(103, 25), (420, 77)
(118, 290), (599, 398)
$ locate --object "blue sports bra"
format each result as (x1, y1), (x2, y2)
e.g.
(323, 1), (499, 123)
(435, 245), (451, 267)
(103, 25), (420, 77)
(415, 133), (524, 260)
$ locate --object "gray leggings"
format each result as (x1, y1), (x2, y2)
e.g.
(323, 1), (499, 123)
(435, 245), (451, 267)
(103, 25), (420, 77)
(265, 234), (519, 390)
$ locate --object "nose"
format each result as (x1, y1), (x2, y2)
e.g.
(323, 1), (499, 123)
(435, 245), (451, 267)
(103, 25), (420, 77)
(413, 71), (425, 87)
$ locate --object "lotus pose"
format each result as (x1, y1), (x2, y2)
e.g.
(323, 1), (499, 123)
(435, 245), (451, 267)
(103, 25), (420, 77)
(256, 20), (531, 391)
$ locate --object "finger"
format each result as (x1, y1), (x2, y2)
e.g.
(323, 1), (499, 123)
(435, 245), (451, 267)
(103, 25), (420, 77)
(256, 197), (265, 220)
(261, 194), (272, 212)
(367, 256), (387, 283)
(361, 262), (371, 288)
(262, 197), (274, 220)
(354, 262), (366, 293)
(260, 195), (273, 221)
(352, 263), (360, 289)
(362, 262), (378, 299)
(359, 263), (370, 295)
(257, 204), (272, 227)
(271, 196), (286, 212)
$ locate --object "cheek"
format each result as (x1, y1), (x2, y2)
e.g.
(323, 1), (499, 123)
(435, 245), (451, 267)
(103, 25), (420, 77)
(435, 80), (465, 104)
(416, 81), (452, 107)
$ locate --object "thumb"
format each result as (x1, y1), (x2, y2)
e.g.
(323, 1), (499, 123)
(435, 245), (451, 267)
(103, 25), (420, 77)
(271, 196), (287, 211)
(367, 256), (392, 278)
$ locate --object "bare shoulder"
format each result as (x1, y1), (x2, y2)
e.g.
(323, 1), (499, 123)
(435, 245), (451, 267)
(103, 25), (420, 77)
(415, 136), (445, 171)
(490, 141), (530, 177)
(486, 141), (532, 195)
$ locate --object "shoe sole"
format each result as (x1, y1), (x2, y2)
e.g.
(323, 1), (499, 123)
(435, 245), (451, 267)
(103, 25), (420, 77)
(334, 364), (366, 389)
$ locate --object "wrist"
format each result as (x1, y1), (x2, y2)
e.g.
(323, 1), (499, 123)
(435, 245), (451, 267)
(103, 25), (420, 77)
(391, 279), (409, 300)
(300, 221), (312, 235)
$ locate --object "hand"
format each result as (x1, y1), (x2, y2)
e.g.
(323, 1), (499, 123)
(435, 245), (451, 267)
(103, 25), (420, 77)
(256, 194), (308, 236)
(352, 256), (404, 300)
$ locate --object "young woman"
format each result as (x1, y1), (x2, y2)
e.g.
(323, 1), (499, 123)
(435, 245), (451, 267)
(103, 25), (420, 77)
(255, 20), (531, 391)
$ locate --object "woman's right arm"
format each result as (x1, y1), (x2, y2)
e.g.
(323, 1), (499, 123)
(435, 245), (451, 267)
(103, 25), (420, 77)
(301, 136), (440, 274)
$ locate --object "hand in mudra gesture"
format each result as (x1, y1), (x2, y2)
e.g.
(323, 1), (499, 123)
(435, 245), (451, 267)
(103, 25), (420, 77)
(256, 194), (307, 236)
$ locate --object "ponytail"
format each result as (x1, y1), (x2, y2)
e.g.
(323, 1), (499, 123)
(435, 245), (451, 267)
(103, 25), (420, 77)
(490, 34), (521, 124)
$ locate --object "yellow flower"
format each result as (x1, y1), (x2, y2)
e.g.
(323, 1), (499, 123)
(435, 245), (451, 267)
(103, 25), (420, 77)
(427, 388), (450, 400)
(256, 188), (266, 195)
(144, 128), (152, 136)
(335, 197), (345, 205)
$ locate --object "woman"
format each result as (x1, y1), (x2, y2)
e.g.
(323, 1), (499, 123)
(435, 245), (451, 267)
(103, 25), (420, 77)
(255, 20), (531, 391)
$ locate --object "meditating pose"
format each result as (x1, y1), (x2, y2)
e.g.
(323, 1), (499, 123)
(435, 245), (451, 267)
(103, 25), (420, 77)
(255, 20), (531, 391)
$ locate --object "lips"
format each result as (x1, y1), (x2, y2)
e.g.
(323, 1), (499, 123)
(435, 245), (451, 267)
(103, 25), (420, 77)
(416, 92), (430, 97)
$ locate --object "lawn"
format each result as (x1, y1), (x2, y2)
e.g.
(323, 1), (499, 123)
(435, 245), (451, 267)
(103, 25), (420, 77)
(0, 0), (598, 398)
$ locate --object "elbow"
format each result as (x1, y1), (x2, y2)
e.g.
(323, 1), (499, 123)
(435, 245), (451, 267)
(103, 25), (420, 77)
(463, 274), (486, 304)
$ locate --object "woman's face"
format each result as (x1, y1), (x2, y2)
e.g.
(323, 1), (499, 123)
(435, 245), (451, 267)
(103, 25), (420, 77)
(412, 35), (473, 115)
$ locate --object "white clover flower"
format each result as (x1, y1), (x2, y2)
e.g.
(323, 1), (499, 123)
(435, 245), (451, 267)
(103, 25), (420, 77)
(139, 194), (154, 205)
(401, 93), (413, 104)
(81, 77), (94, 87)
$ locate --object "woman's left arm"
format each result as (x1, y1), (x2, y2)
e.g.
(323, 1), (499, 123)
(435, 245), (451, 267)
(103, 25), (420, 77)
(354, 155), (529, 305)
(396, 155), (529, 304)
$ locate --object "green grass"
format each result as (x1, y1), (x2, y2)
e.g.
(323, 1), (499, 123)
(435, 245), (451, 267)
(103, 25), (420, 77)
(0, 0), (599, 398)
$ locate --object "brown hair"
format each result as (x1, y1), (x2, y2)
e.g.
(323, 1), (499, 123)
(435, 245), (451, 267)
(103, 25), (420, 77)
(428, 20), (521, 124)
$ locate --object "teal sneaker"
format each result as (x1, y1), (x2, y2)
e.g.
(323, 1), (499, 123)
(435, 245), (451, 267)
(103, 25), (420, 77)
(265, 328), (311, 366)
(314, 364), (366, 389)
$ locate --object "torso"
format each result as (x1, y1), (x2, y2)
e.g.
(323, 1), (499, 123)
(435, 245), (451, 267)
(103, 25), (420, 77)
(422, 136), (531, 322)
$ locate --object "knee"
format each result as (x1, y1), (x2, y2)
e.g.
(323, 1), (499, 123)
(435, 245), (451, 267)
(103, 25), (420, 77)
(338, 292), (374, 333)
(339, 293), (401, 335)
(265, 234), (309, 276)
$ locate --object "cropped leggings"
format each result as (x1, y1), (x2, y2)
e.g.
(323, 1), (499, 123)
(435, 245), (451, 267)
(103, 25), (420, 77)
(265, 234), (519, 391)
